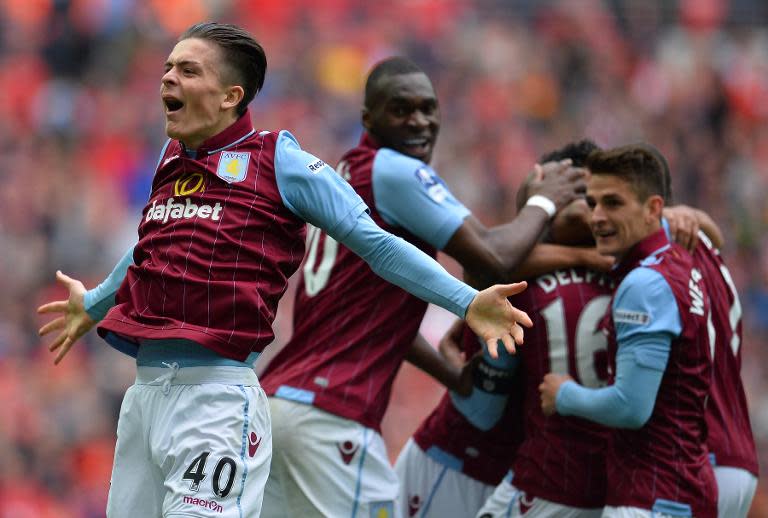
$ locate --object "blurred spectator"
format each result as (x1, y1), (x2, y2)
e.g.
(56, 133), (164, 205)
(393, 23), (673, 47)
(2, 0), (766, 515)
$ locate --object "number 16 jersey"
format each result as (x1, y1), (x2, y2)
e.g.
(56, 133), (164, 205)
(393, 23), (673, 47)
(511, 267), (614, 509)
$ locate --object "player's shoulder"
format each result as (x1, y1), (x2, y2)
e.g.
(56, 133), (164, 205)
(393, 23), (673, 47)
(374, 148), (431, 178)
(617, 266), (671, 304)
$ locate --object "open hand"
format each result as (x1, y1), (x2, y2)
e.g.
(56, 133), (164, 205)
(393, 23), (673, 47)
(465, 282), (533, 358)
(663, 205), (700, 252)
(529, 160), (588, 212)
(37, 271), (95, 364)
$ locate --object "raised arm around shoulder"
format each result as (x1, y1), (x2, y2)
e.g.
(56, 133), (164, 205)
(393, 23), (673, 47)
(510, 243), (614, 280)
(663, 205), (724, 251)
(442, 211), (550, 287)
(443, 163), (587, 286)
(693, 208), (724, 249)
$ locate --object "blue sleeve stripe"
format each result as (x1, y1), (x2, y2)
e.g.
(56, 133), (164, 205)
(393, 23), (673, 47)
(154, 139), (171, 172)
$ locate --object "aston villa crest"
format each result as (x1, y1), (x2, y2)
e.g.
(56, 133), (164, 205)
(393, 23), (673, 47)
(217, 151), (250, 183)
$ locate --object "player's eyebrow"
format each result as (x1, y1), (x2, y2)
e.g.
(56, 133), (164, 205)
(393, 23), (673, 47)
(164, 59), (202, 69)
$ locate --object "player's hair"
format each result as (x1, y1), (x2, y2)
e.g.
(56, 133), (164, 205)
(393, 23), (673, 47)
(539, 139), (600, 168)
(515, 139), (600, 210)
(364, 57), (426, 108)
(180, 22), (267, 116)
(586, 145), (666, 202)
(633, 142), (673, 204)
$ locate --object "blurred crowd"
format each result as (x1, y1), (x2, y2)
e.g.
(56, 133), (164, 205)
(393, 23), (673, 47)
(1, 0), (767, 515)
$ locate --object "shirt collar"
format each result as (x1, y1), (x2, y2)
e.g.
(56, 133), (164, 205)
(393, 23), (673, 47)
(183, 109), (256, 156)
(360, 131), (382, 151)
(611, 227), (670, 280)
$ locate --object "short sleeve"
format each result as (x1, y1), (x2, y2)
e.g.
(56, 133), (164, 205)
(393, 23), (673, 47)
(274, 130), (368, 241)
(372, 149), (470, 250)
(612, 267), (683, 345)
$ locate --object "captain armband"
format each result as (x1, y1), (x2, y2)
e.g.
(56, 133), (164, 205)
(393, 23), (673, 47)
(473, 359), (516, 395)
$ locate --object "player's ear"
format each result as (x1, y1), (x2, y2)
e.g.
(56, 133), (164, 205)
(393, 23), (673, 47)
(646, 194), (664, 222)
(361, 106), (372, 131)
(222, 85), (245, 111)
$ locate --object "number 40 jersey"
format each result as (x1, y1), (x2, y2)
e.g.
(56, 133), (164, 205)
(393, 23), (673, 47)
(510, 267), (614, 509)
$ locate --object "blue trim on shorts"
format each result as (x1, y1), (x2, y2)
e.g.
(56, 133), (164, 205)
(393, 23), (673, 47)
(424, 445), (464, 472)
(651, 499), (692, 517)
(709, 452), (717, 466)
(420, 465), (448, 517)
(505, 489), (519, 518)
(275, 385), (316, 404)
(350, 428), (371, 518)
(236, 385), (250, 518)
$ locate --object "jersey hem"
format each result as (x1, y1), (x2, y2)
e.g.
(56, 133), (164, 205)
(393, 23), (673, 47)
(264, 389), (383, 432)
(98, 317), (263, 362)
(709, 452), (759, 476)
(411, 431), (507, 486)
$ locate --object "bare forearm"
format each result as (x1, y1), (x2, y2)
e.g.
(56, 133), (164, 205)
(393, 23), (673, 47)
(449, 208), (549, 286)
(511, 244), (597, 280)
(406, 334), (463, 392)
(484, 206), (551, 275)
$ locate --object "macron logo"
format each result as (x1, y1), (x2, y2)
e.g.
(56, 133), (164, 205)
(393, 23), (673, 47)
(145, 198), (223, 223)
(248, 432), (262, 457)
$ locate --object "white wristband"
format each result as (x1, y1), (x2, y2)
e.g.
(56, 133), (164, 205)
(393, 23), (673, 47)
(525, 194), (557, 218)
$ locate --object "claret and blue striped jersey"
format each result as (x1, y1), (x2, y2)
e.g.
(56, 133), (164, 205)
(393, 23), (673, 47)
(600, 229), (717, 518)
(261, 133), (470, 431)
(98, 111), (369, 361)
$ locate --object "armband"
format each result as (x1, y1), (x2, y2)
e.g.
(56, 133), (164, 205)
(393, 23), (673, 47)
(473, 358), (516, 394)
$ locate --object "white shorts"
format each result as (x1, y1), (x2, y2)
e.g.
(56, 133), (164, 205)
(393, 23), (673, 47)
(394, 438), (496, 518)
(714, 465), (757, 518)
(262, 397), (399, 518)
(107, 365), (272, 518)
(602, 506), (688, 518)
(476, 479), (602, 518)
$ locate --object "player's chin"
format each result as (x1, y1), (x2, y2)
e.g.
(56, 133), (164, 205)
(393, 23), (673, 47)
(164, 121), (184, 140)
(399, 142), (433, 162)
(594, 237), (617, 256)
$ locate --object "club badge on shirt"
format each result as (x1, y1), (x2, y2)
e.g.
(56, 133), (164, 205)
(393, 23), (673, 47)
(217, 151), (250, 183)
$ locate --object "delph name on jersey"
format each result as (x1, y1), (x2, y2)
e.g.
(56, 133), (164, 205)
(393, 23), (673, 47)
(145, 197), (224, 223)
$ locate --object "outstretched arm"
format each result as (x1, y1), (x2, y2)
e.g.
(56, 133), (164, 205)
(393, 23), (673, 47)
(341, 213), (533, 356)
(275, 132), (533, 355)
(37, 246), (134, 364)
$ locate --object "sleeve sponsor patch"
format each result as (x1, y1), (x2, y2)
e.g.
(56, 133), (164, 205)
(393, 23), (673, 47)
(414, 166), (447, 203)
(614, 309), (651, 325)
(306, 158), (327, 174)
